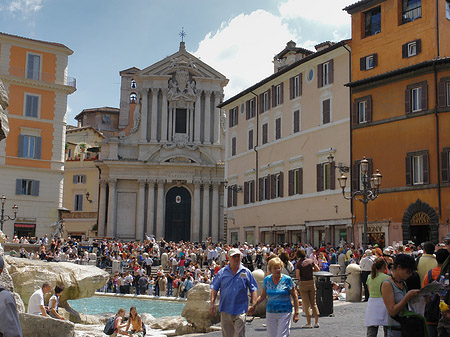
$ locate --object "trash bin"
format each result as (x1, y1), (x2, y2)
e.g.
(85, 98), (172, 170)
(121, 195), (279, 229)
(314, 271), (333, 316)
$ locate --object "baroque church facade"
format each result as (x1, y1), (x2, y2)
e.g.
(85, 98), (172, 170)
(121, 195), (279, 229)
(97, 42), (228, 242)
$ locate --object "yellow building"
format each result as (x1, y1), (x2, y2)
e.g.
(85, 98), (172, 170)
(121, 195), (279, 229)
(62, 125), (104, 240)
(219, 41), (352, 246)
(0, 32), (75, 238)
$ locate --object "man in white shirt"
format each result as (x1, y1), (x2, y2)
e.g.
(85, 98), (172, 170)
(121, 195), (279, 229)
(359, 249), (374, 301)
(27, 281), (52, 316)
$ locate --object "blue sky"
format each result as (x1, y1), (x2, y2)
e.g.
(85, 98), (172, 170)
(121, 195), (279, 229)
(0, 0), (354, 125)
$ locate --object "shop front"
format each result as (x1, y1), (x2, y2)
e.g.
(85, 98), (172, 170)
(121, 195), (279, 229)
(402, 199), (439, 245)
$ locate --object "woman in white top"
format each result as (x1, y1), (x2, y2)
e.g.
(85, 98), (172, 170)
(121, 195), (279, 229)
(49, 285), (65, 320)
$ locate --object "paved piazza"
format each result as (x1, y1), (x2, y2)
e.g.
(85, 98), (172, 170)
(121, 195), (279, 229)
(203, 301), (368, 337)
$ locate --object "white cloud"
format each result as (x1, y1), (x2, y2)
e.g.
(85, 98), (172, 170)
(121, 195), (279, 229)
(193, 9), (298, 99)
(279, 0), (354, 26)
(192, 1), (355, 100)
(0, 0), (43, 17)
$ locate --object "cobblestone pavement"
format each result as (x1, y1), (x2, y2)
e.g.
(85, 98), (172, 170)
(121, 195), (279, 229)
(203, 301), (369, 337)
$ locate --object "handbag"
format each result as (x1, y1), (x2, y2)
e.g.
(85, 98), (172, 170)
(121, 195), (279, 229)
(392, 309), (429, 337)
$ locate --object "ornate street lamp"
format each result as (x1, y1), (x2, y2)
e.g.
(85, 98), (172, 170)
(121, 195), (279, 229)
(0, 195), (18, 232)
(333, 156), (382, 248)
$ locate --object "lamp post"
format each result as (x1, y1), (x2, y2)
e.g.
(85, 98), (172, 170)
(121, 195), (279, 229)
(331, 156), (382, 249)
(0, 195), (19, 232)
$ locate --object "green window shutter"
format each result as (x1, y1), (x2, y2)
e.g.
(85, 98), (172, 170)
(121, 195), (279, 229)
(32, 180), (40, 196)
(16, 179), (22, 195)
(35, 136), (42, 159)
(18, 135), (25, 157)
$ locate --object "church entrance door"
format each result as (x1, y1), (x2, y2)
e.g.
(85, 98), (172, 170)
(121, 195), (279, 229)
(165, 187), (191, 242)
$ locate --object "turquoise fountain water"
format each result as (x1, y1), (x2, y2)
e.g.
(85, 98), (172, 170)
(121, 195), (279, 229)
(69, 296), (185, 317)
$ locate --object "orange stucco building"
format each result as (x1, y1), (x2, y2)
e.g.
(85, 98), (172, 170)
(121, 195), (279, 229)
(344, 0), (450, 245)
(0, 32), (75, 238)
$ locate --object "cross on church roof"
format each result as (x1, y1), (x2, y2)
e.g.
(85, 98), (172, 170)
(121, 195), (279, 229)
(179, 27), (187, 42)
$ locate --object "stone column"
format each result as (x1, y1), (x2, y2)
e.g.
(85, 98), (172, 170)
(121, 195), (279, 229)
(136, 179), (146, 240)
(213, 92), (221, 144)
(150, 88), (158, 142)
(106, 179), (117, 238)
(168, 105), (173, 142)
(325, 225), (331, 244)
(140, 89), (149, 142)
(156, 180), (165, 239)
(98, 179), (107, 237)
(204, 91), (211, 144)
(161, 89), (168, 142)
(202, 182), (210, 240)
(192, 181), (201, 242)
(189, 105), (194, 142)
(211, 182), (220, 243)
(194, 93), (201, 143)
(146, 180), (155, 237)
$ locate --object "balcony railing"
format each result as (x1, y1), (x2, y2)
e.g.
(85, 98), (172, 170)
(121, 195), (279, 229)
(402, 6), (422, 23)
(6, 66), (77, 89)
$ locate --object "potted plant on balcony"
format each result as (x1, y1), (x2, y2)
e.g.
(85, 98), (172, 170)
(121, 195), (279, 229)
(79, 143), (87, 153)
(65, 143), (69, 153)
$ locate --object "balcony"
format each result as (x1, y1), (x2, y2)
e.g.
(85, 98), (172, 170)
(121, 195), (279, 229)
(7, 66), (77, 89)
(402, 6), (422, 23)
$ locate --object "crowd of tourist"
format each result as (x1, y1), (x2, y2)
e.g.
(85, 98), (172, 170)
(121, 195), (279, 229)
(7, 232), (450, 336)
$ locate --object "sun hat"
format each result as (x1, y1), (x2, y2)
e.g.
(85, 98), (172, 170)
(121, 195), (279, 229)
(228, 248), (242, 257)
(365, 249), (373, 256)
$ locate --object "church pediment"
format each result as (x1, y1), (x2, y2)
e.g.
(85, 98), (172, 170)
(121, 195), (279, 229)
(139, 43), (227, 82)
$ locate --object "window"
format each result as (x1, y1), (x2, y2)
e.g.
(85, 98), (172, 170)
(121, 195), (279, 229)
(262, 123), (268, 145)
(405, 151), (429, 185)
(231, 137), (236, 156)
(244, 180), (255, 204)
(275, 117), (281, 140)
(73, 174), (86, 184)
(129, 93), (137, 103)
(290, 73), (302, 99)
(246, 98), (256, 120)
(259, 89), (270, 113)
(402, 40), (421, 58)
(353, 96), (372, 125)
(307, 69), (314, 82)
(352, 158), (373, 191)
(317, 162), (335, 191)
(293, 110), (300, 133)
(411, 87), (422, 112)
(262, 176), (269, 201)
(405, 82), (427, 114)
(442, 148), (450, 183)
(317, 60), (334, 88)
(18, 135), (41, 159)
(360, 54), (378, 71)
(248, 129), (254, 151)
(74, 194), (84, 211)
(438, 79), (450, 108)
(272, 83), (283, 107)
(364, 6), (381, 37)
(15, 179), (39, 196)
(274, 173), (283, 198)
(322, 99), (331, 124)
(227, 185), (238, 207)
(447, 0), (450, 20)
(26, 54), (41, 80)
(102, 114), (110, 124)
(229, 106), (238, 127)
(131, 79), (137, 89)
(25, 94), (39, 117)
(402, 0), (421, 23)
(175, 108), (187, 133)
(288, 167), (303, 195)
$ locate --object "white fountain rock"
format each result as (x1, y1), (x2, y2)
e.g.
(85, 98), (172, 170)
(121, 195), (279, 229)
(19, 312), (75, 337)
(180, 283), (220, 332)
(5, 255), (109, 308)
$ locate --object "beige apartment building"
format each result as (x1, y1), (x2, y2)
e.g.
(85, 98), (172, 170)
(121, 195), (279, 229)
(219, 41), (352, 247)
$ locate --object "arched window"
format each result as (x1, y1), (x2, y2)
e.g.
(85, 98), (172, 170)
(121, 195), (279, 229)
(131, 79), (137, 89)
(130, 93), (137, 104)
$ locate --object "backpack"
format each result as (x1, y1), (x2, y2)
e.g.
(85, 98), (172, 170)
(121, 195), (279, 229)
(103, 316), (116, 335)
(424, 269), (441, 323)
